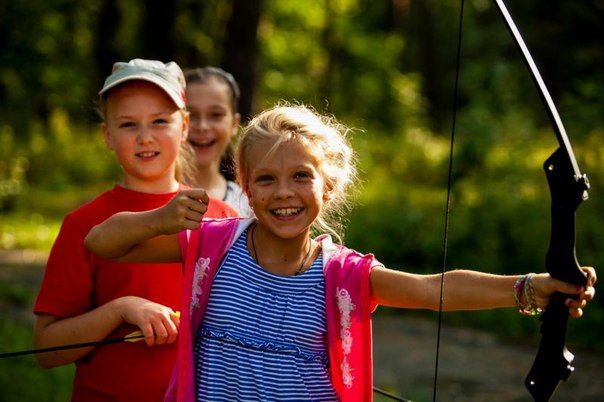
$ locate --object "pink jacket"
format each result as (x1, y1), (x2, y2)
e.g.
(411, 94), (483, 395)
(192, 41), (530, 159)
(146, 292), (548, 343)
(165, 218), (377, 402)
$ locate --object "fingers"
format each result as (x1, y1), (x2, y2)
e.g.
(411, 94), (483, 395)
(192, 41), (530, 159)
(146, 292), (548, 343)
(581, 266), (597, 286)
(531, 270), (596, 319)
(550, 277), (584, 296)
(147, 309), (179, 346)
(182, 188), (209, 210)
(569, 306), (584, 319)
(158, 188), (210, 233)
(119, 297), (179, 346)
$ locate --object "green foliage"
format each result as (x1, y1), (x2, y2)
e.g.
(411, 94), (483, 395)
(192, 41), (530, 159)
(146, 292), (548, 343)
(0, 109), (119, 191)
(0, 1), (602, 397)
(0, 320), (74, 402)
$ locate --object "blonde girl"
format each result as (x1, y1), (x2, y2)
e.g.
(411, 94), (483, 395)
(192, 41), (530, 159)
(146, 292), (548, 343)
(85, 104), (595, 402)
(34, 59), (237, 402)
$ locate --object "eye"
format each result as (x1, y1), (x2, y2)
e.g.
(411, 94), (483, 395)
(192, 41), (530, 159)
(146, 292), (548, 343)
(211, 111), (227, 119)
(153, 118), (168, 125)
(255, 174), (273, 183)
(119, 121), (135, 129)
(294, 171), (312, 180)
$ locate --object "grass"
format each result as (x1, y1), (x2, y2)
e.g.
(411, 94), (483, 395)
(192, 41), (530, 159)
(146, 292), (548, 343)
(0, 266), (74, 400)
(0, 320), (75, 402)
(0, 183), (111, 252)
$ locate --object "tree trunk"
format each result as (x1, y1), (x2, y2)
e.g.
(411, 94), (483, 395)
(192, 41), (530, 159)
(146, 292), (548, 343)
(221, 0), (262, 120)
(141, 0), (177, 62)
(95, 0), (121, 96)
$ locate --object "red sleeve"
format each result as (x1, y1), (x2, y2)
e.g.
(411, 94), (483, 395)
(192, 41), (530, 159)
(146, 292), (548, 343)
(34, 213), (94, 317)
(205, 197), (238, 218)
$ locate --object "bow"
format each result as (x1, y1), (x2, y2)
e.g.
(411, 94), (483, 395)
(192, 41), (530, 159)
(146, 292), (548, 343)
(490, 1), (590, 400)
(435, 1), (590, 401)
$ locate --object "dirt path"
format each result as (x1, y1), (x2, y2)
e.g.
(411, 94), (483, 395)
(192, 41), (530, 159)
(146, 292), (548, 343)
(372, 314), (603, 401)
(2, 250), (602, 401)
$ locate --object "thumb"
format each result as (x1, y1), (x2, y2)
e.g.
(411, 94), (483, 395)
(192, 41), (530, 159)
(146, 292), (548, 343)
(184, 188), (209, 204)
(170, 311), (181, 329)
(551, 278), (583, 296)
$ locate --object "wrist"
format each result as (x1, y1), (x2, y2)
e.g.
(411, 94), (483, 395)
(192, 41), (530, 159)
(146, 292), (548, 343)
(514, 273), (542, 316)
(146, 209), (169, 236)
(108, 296), (133, 323)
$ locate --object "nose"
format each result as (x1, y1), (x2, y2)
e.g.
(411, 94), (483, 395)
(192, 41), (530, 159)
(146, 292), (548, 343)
(191, 114), (209, 130)
(274, 180), (295, 199)
(136, 127), (153, 144)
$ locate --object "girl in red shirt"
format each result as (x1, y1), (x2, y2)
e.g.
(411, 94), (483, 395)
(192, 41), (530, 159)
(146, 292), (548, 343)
(33, 59), (237, 402)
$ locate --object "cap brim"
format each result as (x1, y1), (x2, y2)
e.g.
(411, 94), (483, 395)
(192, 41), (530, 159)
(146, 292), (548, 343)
(99, 74), (184, 109)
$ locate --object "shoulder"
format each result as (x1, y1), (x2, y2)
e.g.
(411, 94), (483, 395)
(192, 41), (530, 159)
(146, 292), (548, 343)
(224, 181), (254, 217)
(226, 180), (244, 195)
(206, 196), (239, 218)
(60, 187), (118, 229)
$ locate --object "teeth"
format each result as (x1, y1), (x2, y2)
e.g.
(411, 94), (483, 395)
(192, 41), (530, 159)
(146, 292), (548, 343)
(273, 208), (301, 216)
(138, 152), (157, 158)
(190, 139), (215, 147)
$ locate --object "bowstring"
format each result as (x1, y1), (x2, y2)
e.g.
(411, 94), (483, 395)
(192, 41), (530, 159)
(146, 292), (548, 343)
(432, 0), (465, 401)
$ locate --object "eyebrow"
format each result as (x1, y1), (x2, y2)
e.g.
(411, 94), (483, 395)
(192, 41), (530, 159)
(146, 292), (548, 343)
(114, 111), (173, 120)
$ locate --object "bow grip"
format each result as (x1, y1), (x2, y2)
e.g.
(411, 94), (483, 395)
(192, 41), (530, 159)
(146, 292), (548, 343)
(525, 147), (589, 401)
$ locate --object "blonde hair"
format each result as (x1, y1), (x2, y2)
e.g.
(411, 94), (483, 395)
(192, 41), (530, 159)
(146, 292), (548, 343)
(237, 103), (357, 243)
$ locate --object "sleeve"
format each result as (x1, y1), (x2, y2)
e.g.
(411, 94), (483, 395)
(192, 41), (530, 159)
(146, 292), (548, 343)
(178, 229), (190, 265)
(205, 197), (239, 218)
(367, 257), (383, 313)
(33, 213), (95, 317)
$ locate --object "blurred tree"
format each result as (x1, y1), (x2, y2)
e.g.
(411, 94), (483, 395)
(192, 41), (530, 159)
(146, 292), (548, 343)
(140, 0), (177, 61)
(95, 0), (121, 98)
(222, 0), (262, 120)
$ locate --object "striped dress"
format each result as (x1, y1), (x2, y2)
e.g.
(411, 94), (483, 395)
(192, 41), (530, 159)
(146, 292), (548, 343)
(194, 230), (338, 401)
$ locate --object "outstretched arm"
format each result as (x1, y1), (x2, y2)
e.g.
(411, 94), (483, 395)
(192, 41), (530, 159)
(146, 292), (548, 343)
(370, 266), (596, 317)
(85, 189), (209, 262)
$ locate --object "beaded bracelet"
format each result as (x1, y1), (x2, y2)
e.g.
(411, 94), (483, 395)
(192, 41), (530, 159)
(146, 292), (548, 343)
(514, 273), (542, 316)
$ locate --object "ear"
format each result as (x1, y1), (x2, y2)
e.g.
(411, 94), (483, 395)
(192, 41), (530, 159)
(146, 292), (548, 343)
(231, 113), (241, 137)
(101, 122), (113, 150)
(181, 111), (190, 143)
(323, 182), (333, 202)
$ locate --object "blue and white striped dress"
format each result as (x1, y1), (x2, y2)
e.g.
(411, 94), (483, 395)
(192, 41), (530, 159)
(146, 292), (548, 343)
(194, 230), (338, 401)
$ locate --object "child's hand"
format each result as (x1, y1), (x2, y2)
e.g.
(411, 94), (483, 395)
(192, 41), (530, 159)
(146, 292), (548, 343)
(532, 267), (597, 318)
(116, 296), (180, 347)
(155, 188), (209, 235)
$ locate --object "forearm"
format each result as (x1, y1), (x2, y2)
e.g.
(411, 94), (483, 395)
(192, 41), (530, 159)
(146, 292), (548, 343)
(438, 270), (518, 311)
(371, 266), (519, 311)
(85, 210), (163, 259)
(34, 298), (127, 368)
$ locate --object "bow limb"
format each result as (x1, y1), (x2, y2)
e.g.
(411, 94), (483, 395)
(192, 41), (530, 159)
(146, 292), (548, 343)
(491, 1), (590, 401)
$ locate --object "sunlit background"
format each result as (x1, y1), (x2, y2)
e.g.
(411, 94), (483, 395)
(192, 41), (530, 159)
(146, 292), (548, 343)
(1, 1), (602, 400)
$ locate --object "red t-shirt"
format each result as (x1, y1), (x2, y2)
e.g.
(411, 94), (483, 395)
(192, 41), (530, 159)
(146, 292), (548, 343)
(34, 185), (237, 402)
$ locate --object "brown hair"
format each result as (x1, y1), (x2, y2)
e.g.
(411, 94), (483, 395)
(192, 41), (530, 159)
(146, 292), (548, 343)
(184, 66), (241, 180)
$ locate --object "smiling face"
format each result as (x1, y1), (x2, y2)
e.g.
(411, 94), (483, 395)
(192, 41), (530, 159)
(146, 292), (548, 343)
(102, 81), (188, 192)
(246, 139), (330, 241)
(186, 78), (240, 172)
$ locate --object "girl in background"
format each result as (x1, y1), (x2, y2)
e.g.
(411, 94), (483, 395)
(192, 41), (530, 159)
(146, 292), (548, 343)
(184, 67), (253, 216)
(33, 59), (237, 402)
(85, 104), (596, 402)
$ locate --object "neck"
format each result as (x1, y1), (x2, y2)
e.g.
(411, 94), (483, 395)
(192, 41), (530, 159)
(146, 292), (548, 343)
(120, 175), (180, 194)
(249, 223), (315, 276)
(191, 164), (227, 200)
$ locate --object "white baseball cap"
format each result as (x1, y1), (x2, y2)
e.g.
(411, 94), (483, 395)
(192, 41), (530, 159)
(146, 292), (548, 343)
(99, 58), (186, 108)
